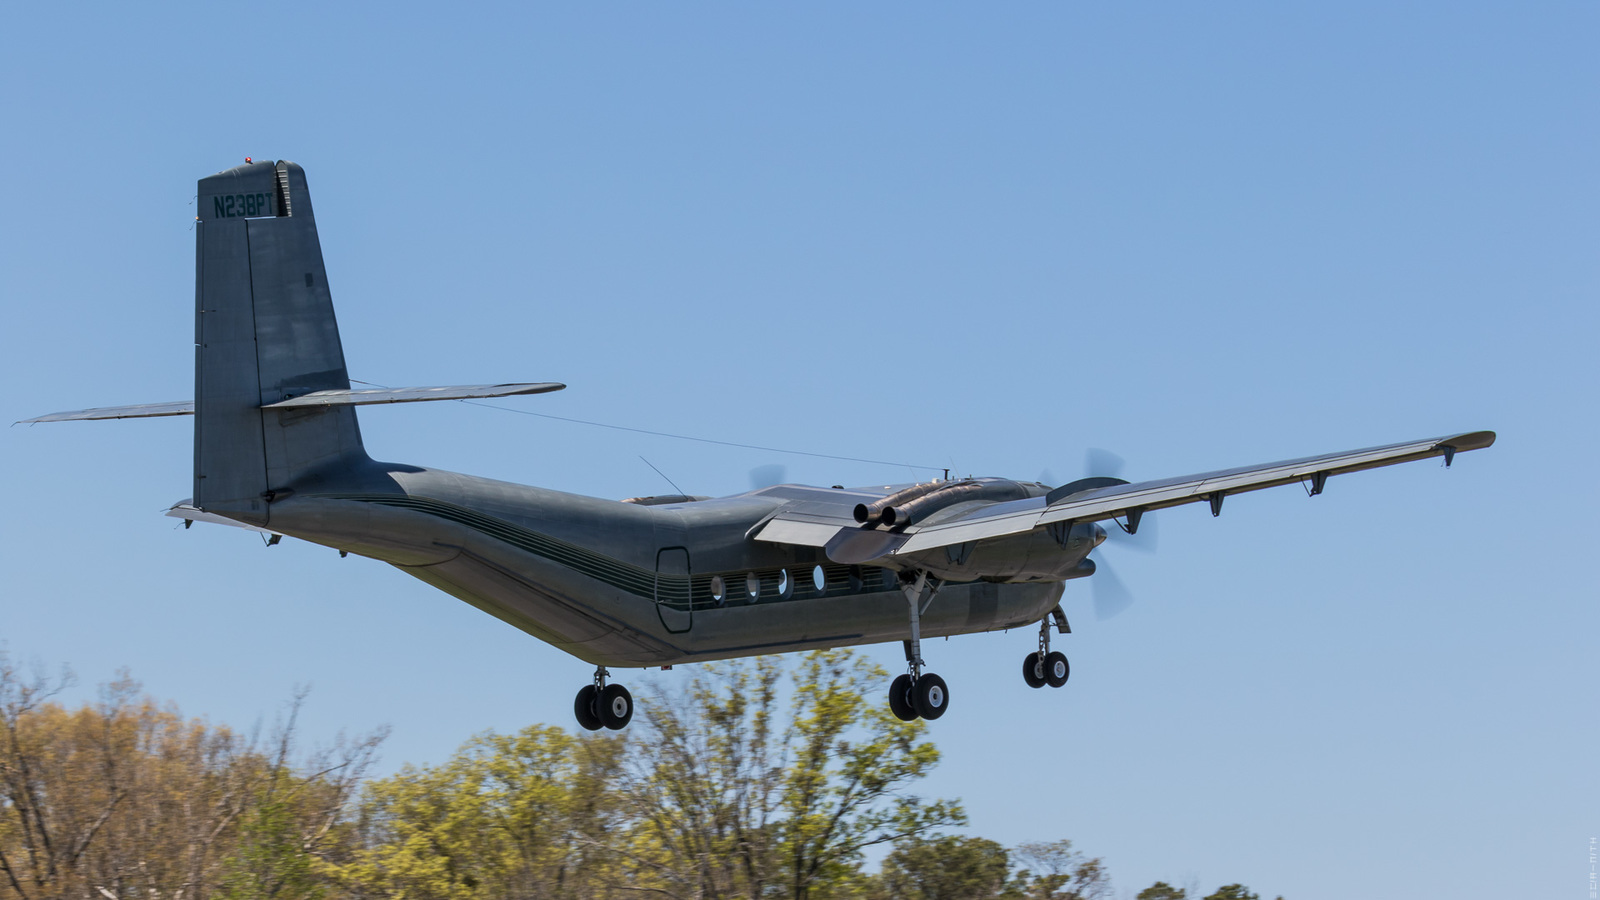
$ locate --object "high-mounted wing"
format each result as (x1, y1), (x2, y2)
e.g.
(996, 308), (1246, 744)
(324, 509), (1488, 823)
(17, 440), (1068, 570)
(748, 484), (897, 547)
(20, 383), (566, 423)
(19, 401), (195, 423)
(892, 430), (1495, 556)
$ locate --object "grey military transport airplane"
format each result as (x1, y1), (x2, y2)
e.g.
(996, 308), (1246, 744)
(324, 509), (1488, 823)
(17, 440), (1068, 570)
(25, 159), (1495, 731)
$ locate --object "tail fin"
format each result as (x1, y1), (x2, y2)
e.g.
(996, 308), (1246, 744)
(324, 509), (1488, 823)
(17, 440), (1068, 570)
(194, 160), (364, 525)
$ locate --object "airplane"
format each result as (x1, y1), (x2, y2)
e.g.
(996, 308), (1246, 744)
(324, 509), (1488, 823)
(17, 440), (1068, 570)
(23, 159), (1495, 731)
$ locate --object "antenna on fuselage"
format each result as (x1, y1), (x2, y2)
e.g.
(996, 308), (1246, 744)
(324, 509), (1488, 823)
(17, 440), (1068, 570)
(638, 456), (686, 496)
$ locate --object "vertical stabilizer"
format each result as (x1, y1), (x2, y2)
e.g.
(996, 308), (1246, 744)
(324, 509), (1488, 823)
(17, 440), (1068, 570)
(194, 160), (364, 524)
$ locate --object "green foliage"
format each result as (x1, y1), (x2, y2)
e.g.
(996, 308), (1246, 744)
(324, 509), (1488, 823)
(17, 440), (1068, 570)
(779, 650), (964, 899)
(217, 790), (325, 900)
(330, 649), (964, 900)
(611, 650), (963, 899)
(1004, 840), (1112, 900)
(613, 655), (785, 899)
(330, 724), (624, 899)
(1203, 885), (1260, 900)
(1, 646), (1283, 900)
(877, 835), (1011, 900)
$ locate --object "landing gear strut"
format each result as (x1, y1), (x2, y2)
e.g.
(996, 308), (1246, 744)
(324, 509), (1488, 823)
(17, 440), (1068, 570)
(1023, 605), (1071, 690)
(574, 666), (633, 731)
(888, 571), (950, 721)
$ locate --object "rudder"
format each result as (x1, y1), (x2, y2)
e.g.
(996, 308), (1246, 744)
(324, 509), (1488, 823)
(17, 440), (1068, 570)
(194, 160), (365, 525)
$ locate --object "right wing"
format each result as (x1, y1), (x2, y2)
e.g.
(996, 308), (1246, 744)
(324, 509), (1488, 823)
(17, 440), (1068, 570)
(892, 430), (1495, 556)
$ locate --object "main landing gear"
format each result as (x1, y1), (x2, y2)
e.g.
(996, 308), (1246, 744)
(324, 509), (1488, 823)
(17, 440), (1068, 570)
(888, 571), (950, 722)
(574, 666), (633, 731)
(1023, 605), (1071, 690)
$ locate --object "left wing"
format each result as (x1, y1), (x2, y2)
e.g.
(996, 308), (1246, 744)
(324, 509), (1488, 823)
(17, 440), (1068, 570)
(892, 430), (1495, 556)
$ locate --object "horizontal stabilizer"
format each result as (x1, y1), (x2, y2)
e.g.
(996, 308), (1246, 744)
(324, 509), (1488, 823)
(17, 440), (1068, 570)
(262, 382), (565, 408)
(19, 401), (195, 423)
(22, 383), (564, 423)
(165, 501), (278, 535)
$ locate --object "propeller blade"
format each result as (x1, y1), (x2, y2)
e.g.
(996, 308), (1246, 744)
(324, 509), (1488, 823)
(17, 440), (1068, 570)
(1091, 556), (1135, 620)
(1103, 511), (1159, 553)
(1085, 447), (1125, 479)
(749, 464), (787, 490)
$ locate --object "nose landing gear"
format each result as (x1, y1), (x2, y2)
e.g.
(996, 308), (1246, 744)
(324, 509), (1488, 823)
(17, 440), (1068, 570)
(1024, 605), (1071, 690)
(574, 666), (634, 731)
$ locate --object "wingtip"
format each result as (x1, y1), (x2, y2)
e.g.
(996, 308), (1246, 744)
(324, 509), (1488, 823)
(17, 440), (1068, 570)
(1441, 430), (1496, 452)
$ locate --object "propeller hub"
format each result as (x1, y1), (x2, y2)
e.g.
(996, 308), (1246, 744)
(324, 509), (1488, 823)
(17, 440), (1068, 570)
(1091, 522), (1107, 548)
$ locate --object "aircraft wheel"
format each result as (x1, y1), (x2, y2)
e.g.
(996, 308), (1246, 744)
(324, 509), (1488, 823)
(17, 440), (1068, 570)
(1044, 651), (1070, 688)
(600, 683), (634, 730)
(574, 685), (603, 732)
(913, 673), (949, 720)
(888, 674), (918, 721)
(1022, 652), (1047, 689)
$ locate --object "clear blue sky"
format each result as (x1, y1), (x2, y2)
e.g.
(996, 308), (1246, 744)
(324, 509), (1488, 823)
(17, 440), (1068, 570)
(3, 4), (1595, 898)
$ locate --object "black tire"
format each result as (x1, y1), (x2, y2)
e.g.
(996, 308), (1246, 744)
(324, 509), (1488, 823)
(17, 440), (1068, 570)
(599, 683), (634, 730)
(574, 685), (602, 731)
(1044, 651), (1070, 688)
(1022, 651), (1047, 688)
(913, 673), (950, 720)
(888, 674), (918, 721)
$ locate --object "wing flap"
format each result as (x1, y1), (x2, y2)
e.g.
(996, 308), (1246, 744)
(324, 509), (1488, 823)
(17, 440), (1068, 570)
(263, 382), (565, 408)
(751, 518), (846, 547)
(894, 430), (1494, 555)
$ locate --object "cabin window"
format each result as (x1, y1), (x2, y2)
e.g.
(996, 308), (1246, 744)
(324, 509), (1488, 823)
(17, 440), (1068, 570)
(777, 569), (793, 599)
(710, 575), (725, 606)
(812, 565), (827, 593)
(745, 573), (760, 600)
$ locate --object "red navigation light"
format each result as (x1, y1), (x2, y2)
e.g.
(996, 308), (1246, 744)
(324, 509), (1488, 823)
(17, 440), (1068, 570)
(245, 157), (252, 163)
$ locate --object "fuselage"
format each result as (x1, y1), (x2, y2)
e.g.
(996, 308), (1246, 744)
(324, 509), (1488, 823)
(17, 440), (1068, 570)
(254, 457), (1077, 668)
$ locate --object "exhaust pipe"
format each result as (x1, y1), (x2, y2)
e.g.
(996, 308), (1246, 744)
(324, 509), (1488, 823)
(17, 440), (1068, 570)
(854, 481), (946, 525)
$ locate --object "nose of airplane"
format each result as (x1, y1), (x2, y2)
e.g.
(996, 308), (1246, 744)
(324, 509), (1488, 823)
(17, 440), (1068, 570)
(1092, 522), (1107, 547)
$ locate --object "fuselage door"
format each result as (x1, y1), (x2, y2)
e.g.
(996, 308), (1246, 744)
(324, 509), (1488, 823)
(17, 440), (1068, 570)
(655, 546), (692, 634)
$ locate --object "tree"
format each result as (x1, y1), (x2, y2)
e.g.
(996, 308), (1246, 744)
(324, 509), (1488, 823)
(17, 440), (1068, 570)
(1202, 886), (1260, 900)
(876, 835), (1011, 900)
(1006, 840), (1112, 900)
(1, 652), (382, 900)
(333, 723), (624, 899)
(608, 650), (964, 900)
(607, 656), (785, 899)
(777, 650), (964, 900)
(1137, 883), (1187, 900)
(218, 690), (386, 900)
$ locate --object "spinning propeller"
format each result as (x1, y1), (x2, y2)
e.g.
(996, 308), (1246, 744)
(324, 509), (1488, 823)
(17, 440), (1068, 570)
(749, 464), (788, 490)
(1059, 449), (1158, 620)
